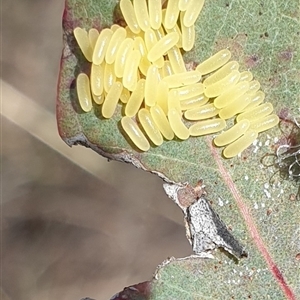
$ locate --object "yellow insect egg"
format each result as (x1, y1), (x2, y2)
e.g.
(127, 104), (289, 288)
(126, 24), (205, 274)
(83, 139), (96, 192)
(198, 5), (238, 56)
(184, 103), (220, 120)
(163, 70), (202, 88)
(88, 28), (99, 50)
(158, 66), (165, 79)
(133, 0), (151, 31)
(189, 118), (227, 136)
(173, 83), (204, 100)
(125, 79), (146, 117)
(153, 27), (166, 41)
(145, 65), (160, 106)
(150, 105), (175, 140)
(162, 60), (174, 77)
(196, 49), (232, 75)
(92, 92), (105, 105)
(180, 94), (209, 110)
(114, 38), (134, 78)
(120, 0), (141, 34)
(76, 73), (93, 112)
(90, 63), (104, 96)
(104, 62), (116, 93)
(164, 0), (180, 29)
(214, 119), (250, 146)
(151, 57), (164, 70)
(184, 0), (205, 27)
(213, 81), (250, 109)
(180, 11), (195, 51)
(249, 114), (279, 133)
(248, 80), (261, 94)
(105, 27), (127, 64)
(121, 116), (150, 151)
(144, 28), (157, 50)
(156, 80), (169, 114)
(149, 0), (162, 29)
(239, 71), (253, 82)
(133, 37), (151, 76)
(147, 32), (180, 62)
(243, 91), (265, 111)
(74, 27), (93, 62)
(178, 0), (190, 11)
(110, 24), (121, 32)
(144, 29), (164, 68)
(218, 94), (252, 119)
(123, 50), (141, 91)
(120, 87), (131, 103)
(138, 109), (163, 146)
(168, 108), (190, 140)
(203, 61), (239, 86)
(204, 70), (240, 98)
(168, 90), (182, 114)
(102, 81), (123, 118)
(223, 130), (258, 158)
(236, 102), (274, 122)
(163, 21), (183, 48)
(167, 46), (187, 73)
(93, 28), (113, 65)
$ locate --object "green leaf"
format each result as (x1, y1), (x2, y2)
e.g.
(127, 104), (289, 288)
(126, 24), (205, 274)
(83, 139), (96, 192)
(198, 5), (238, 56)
(57, 0), (300, 299)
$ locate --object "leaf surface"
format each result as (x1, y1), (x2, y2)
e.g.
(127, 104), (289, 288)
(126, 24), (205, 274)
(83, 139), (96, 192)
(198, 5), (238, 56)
(57, 0), (300, 299)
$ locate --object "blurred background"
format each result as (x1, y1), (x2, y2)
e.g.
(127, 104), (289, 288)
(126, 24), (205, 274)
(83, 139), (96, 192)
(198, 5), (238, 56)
(1, 0), (192, 299)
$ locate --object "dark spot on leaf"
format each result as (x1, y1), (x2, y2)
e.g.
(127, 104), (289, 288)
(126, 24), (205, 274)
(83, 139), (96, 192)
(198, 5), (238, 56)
(278, 108), (290, 121)
(244, 54), (260, 69)
(258, 11), (262, 16)
(278, 49), (294, 62)
(260, 32), (269, 39)
(267, 74), (281, 89)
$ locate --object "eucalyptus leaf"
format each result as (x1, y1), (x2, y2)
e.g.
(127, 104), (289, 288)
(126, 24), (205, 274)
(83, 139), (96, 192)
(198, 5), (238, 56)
(57, 0), (300, 298)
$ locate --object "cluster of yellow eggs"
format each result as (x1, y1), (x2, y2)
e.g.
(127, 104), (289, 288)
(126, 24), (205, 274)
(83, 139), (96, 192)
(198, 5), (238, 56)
(74, 0), (279, 158)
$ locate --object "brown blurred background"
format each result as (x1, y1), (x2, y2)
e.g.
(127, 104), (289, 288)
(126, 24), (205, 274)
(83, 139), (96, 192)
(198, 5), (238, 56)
(1, 1), (192, 299)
